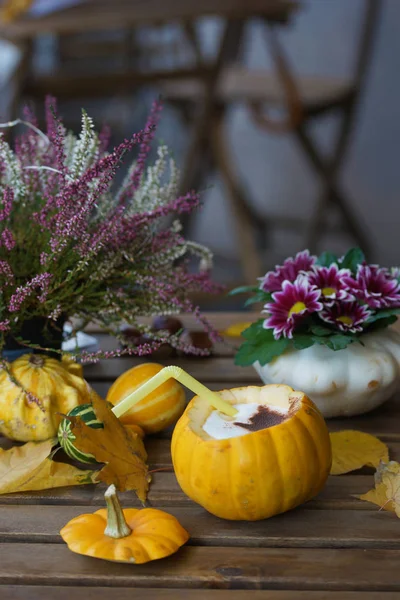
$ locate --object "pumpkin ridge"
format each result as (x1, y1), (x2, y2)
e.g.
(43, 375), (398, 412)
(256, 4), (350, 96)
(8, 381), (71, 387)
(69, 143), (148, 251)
(293, 409), (326, 497)
(134, 530), (185, 546)
(283, 417), (309, 505)
(251, 426), (268, 518)
(227, 434), (244, 519)
(262, 427), (285, 517)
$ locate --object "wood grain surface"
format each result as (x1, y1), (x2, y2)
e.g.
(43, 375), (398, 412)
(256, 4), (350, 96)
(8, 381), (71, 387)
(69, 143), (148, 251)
(0, 312), (399, 598)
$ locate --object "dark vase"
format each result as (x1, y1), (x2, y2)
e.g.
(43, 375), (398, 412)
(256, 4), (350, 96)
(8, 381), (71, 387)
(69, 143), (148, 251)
(3, 316), (66, 361)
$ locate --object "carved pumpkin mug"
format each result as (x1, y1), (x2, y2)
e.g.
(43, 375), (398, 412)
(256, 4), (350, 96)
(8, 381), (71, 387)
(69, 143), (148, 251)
(60, 365), (332, 522)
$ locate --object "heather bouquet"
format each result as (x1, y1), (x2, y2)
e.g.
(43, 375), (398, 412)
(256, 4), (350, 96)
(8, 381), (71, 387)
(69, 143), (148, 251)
(0, 99), (220, 361)
(233, 248), (400, 367)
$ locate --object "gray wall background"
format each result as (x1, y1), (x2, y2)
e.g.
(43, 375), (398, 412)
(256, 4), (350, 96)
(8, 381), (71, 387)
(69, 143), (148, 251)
(192, 0), (400, 271)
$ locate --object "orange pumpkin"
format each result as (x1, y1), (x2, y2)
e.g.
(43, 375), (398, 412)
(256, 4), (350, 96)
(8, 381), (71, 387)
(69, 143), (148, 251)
(171, 384), (332, 521)
(106, 363), (186, 434)
(60, 484), (189, 563)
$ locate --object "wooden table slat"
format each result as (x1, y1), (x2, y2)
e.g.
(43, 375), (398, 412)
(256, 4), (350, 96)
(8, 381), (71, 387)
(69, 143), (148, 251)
(0, 473), (385, 511)
(84, 357), (256, 382)
(1, 544), (400, 591)
(0, 505), (399, 549)
(3, 588), (399, 600)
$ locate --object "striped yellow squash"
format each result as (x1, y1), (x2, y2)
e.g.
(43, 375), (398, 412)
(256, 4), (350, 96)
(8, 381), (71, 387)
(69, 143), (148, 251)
(0, 353), (91, 442)
(106, 363), (186, 434)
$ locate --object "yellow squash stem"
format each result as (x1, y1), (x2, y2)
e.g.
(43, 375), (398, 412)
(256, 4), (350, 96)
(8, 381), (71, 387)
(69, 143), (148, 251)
(104, 484), (132, 539)
(112, 365), (237, 418)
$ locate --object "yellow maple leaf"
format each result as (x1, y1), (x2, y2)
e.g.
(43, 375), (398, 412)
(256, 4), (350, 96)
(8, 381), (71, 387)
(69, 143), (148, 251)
(1, 0), (33, 22)
(67, 391), (150, 503)
(222, 322), (252, 338)
(0, 440), (96, 494)
(358, 461), (400, 514)
(380, 462), (400, 517)
(330, 430), (389, 475)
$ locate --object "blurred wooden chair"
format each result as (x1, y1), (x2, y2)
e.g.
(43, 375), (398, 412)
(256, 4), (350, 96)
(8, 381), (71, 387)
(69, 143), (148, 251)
(0, 0), (297, 284)
(163, 0), (382, 278)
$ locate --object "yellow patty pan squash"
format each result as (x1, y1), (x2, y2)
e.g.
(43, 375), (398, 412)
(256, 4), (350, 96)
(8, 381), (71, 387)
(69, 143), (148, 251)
(171, 384), (332, 521)
(0, 353), (91, 442)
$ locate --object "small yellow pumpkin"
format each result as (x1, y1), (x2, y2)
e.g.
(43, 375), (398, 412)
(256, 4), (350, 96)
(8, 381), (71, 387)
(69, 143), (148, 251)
(171, 384), (332, 521)
(60, 484), (189, 563)
(0, 353), (91, 442)
(106, 363), (186, 434)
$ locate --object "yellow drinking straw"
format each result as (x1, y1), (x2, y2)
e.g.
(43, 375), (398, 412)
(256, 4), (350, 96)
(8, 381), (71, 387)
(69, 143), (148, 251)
(112, 365), (238, 418)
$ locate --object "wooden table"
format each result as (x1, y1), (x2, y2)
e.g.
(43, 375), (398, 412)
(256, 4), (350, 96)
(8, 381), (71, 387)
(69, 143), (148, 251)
(1, 312), (400, 599)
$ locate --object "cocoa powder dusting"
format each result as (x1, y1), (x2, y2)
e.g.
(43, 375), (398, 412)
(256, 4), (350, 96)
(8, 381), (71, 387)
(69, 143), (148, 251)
(234, 405), (287, 432)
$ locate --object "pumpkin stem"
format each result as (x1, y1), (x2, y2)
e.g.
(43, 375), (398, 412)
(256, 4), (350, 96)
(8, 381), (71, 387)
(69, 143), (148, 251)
(104, 484), (132, 539)
(29, 354), (45, 368)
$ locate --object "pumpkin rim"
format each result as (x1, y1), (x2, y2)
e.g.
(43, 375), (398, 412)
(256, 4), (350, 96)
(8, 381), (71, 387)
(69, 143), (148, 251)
(183, 384), (318, 442)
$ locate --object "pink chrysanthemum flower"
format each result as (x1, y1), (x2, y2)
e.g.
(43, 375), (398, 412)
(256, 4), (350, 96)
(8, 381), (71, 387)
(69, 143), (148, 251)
(259, 250), (316, 293)
(263, 278), (323, 339)
(343, 265), (400, 309)
(320, 301), (372, 333)
(308, 264), (354, 305)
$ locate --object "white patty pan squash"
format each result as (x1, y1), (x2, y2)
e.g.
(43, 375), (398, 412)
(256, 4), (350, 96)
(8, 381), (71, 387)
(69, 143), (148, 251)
(254, 328), (400, 418)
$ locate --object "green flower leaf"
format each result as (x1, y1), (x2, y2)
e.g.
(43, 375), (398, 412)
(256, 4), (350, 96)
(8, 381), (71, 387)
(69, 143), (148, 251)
(228, 285), (260, 296)
(235, 326), (290, 366)
(244, 291), (272, 307)
(339, 248), (365, 273)
(313, 334), (356, 351)
(292, 334), (315, 350)
(235, 337), (290, 367)
(309, 322), (333, 337)
(316, 251), (338, 267)
(365, 315), (398, 332)
(241, 319), (268, 341)
(365, 307), (400, 325)
(234, 341), (265, 366)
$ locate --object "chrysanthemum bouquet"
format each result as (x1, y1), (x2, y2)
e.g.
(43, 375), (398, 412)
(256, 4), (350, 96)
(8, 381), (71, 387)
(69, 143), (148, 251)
(0, 98), (220, 361)
(233, 248), (400, 366)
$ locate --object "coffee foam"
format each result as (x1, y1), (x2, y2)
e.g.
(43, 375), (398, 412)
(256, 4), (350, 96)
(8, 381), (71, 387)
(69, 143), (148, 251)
(202, 402), (288, 440)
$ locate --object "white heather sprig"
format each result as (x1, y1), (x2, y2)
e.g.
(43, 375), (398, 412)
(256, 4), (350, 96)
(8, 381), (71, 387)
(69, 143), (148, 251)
(71, 110), (100, 179)
(130, 145), (176, 214)
(0, 134), (26, 200)
(186, 241), (214, 271)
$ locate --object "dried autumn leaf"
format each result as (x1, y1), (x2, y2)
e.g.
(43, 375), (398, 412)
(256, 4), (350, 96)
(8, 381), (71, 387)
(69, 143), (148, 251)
(330, 430), (389, 475)
(67, 392), (150, 502)
(0, 440), (96, 494)
(358, 461), (400, 514)
(1, 0), (33, 22)
(222, 322), (252, 338)
(379, 462), (400, 517)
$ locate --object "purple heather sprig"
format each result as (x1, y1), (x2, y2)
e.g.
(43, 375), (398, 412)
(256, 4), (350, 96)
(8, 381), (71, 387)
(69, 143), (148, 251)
(0, 260), (14, 284)
(120, 98), (163, 202)
(0, 187), (13, 221)
(0, 98), (219, 358)
(0, 229), (15, 251)
(8, 273), (53, 313)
